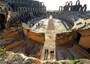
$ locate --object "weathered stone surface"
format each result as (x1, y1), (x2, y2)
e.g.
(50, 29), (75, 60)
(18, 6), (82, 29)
(0, 51), (40, 64)
(0, 51), (89, 64)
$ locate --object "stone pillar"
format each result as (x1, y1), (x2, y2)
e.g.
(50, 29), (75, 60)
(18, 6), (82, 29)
(82, 4), (87, 12)
(59, 6), (63, 13)
(73, 0), (82, 11)
(64, 1), (70, 11)
(69, 1), (73, 11)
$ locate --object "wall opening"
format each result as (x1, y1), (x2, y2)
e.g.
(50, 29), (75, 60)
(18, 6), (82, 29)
(0, 14), (6, 30)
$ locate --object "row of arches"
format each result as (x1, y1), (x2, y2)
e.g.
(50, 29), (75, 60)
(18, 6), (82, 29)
(8, 12), (34, 26)
(8, 9), (46, 27)
(10, 4), (45, 13)
(59, 0), (87, 12)
(6, 7), (45, 27)
(0, 3), (45, 14)
(0, 0), (46, 30)
(0, 7), (12, 12)
(0, 6), (45, 20)
(9, 0), (45, 6)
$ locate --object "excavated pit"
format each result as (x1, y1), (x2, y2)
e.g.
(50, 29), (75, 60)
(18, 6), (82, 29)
(0, 27), (43, 60)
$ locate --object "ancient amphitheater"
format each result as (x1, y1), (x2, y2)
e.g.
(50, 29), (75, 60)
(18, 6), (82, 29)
(0, 0), (90, 64)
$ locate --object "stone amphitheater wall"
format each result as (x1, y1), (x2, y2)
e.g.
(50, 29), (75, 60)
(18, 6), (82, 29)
(23, 28), (45, 44)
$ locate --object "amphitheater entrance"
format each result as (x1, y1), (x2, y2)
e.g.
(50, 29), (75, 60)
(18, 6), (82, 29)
(0, 14), (5, 30)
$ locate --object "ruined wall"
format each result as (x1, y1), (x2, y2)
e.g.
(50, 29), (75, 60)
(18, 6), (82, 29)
(56, 32), (77, 47)
(59, 0), (87, 13)
(78, 29), (90, 49)
(2, 27), (19, 39)
(23, 28), (45, 44)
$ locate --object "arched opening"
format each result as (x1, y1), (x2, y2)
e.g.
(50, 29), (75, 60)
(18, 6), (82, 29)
(76, 0), (80, 5)
(64, 1), (70, 11)
(69, 7), (71, 11)
(69, 1), (73, 6)
(79, 5), (82, 11)
(59, 6), (63, 12)
(0, 14), (6, 30)
(65, 1), (69, 6)
(82, 4), (87, 12)
(41, 2), (44, 6)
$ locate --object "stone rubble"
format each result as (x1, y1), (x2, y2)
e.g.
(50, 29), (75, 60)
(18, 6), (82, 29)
(0, 51), (89, 64)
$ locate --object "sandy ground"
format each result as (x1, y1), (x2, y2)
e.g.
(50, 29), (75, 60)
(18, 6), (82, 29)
(41, 19), (56, 60)
(47, 19), (55, 30)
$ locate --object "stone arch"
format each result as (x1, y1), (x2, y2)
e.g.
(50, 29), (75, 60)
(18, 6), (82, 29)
(0, 14), (6, 30)
(68, 1), (72, 11)
(5, 7), (10, 11)
(74, 0), (81, 11)
(59, 6), (63, 12)
(22, 7), (24, 12)
(69, 1), (74, 11)
(69, 7), (71, 11)
(76, 0), (80, 5)
(82, 4), (87, 12)
(65, 1), (69, 6)
(79, 5), (82, 11)
(27, 8), (29, 12)
(64, 1), (70, 11)
(41, 2), (44, 6)
(26, 8), (28, 12)
(69, 1), (73, 6)
(23, 7), (25, 12)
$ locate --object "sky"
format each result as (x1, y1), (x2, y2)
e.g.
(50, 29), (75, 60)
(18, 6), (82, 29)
(36, 0), (90, 11)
